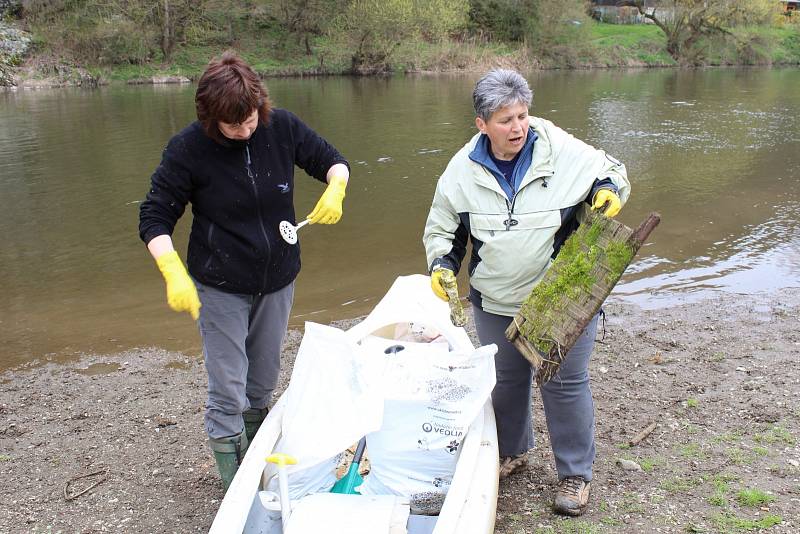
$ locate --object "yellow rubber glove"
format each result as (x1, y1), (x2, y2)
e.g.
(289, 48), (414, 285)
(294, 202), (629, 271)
(307, 175), (347, 224)
(155, 250), (201, 320)
(591, 189), (621, 218)
(430, 267), (455, 302)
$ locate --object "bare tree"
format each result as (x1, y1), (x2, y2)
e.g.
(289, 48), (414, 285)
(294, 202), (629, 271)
(269, 0), (343, 55)
(627, 0), (775, 62)
(158, 0), (202, 62)
(331, 0), (467, 73)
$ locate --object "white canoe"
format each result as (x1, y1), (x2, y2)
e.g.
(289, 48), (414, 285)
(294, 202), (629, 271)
(209, 275), (499, 534)
(209, 396), (497, 534)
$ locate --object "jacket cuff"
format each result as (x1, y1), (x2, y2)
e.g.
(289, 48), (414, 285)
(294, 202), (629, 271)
(141, 225), (172, 245)
(430, 257), (456, 274)
(590, 178), (619, 201)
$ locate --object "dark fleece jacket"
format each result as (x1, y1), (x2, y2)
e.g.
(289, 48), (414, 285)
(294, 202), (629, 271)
(139, 108), (348, 295)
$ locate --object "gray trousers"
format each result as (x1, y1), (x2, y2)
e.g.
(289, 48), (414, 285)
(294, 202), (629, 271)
(472, 304), (599, 481)
(195, 280), (294, 439)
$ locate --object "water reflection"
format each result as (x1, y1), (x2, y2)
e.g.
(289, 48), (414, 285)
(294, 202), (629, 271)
(617, 201), (800, 308)
(1, 68), (799, 369)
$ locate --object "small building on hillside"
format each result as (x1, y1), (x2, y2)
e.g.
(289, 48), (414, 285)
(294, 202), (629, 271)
(590, 1), (674, 24)
(782, 1), (800, 15)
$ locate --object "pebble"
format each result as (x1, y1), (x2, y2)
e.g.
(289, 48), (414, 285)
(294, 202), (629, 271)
(616, 458), (643, 471)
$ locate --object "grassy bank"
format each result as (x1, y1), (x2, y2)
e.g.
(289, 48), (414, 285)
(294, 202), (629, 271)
(8, 18), (800, 87)
(92, 23), (800, 82)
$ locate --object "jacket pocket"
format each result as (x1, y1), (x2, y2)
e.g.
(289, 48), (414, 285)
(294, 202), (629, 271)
(469, 210), (561, 233)
(468, 210), (561, 292)
(203, 222), (216, 270)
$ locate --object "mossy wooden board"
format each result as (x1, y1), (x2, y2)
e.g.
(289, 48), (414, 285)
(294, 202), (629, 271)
(505, 210), (660, 385)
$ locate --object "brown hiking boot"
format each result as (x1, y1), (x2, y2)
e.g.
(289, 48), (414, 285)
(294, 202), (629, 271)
(499, 454), (528, 480)
(553, 476), (591, 516)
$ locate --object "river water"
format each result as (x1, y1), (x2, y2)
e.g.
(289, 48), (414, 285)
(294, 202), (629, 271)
(1, 68), (798, 370)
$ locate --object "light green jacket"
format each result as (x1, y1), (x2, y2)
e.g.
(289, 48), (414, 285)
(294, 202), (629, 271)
(423, 116), (631, 316)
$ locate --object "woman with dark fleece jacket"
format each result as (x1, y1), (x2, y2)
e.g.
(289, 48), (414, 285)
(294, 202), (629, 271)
(138, 52), (350, 490)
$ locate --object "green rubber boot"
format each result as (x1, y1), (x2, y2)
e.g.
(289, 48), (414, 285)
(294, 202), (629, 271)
(208, 431), (249, 492)
(243, 407), (269, 442)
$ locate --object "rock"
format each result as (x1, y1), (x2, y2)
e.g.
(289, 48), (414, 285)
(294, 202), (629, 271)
(127, 76), (191, 85)
(616, 458), (643, 471)
(0, 1), (22, 18)
(0, 21), (32, 87)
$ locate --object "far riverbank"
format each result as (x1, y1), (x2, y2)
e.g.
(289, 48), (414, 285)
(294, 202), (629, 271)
(3, 18), (800, 90)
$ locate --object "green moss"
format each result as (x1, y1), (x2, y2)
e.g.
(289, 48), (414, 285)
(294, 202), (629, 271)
(679, 442), (706, 460)
(660, 476), (701, 493)
(605, 240), (634, 281)
(754, 424), (795, 445)
(711, 512), (782, 531)
(518, 213), (634, 357)
(584, 217), (604, 247)
(736, 488), (775, 507)
(707, 492), (727, 507)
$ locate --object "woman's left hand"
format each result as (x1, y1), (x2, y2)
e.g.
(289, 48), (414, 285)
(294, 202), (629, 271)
(308, 175), (347, 224)
(591, 189), (621, 217)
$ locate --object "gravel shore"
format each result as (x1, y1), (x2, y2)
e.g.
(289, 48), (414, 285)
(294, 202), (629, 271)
(1, 289), (798, 533)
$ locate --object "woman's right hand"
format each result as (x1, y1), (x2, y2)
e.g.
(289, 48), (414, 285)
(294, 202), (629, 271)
(430, 267), (456, 302)
(155, 251), (201, 320)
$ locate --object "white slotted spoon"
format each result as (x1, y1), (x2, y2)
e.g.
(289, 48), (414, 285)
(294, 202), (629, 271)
(278, 219), (310, 244)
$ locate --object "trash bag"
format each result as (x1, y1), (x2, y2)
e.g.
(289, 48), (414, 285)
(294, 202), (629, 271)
(266, 275), (496, 508)
(267, 322), (387, 499)
(357, 334), (496, 515)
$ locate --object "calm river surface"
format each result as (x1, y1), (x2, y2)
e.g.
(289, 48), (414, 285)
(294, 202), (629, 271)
(1, 68), (798, 369)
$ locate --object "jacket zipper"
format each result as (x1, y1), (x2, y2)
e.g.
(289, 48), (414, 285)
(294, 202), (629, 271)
(246, 144), (272, 292)
(503, 194), (519, 231)
(502, 172), (552, 231)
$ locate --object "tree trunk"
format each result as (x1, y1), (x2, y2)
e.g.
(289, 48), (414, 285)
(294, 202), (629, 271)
(161, 0), (173, 62)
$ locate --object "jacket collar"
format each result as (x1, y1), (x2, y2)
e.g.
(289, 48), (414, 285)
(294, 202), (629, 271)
(519, 116), (555, 188)
(201, 121), (261, 149)
(469, 129), (537, 199)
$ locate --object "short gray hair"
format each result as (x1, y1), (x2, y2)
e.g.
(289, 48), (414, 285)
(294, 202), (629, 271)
(472, 69), (533, 121)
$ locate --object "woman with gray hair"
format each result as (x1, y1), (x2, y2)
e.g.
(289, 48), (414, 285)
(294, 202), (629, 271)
(423, 68), (631, 516)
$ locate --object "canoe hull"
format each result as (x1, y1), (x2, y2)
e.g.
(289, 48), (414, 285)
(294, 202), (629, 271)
(210, 396), (498, 534)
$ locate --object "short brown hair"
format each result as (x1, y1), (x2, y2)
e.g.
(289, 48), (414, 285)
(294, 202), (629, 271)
(195, 52), (272, 141)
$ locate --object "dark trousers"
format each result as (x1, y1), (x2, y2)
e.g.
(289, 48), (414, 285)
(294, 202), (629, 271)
(472, 305), (598, 481)
(195, 280), (294, 439)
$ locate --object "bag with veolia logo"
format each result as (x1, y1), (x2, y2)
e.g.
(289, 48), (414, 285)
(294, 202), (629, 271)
(356, 335), (496, 515)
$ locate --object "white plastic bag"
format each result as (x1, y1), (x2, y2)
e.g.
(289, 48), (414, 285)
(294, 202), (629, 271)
(266, 275), (497, 506)
(268, 322), (387, 498)
(357, 335), (496, 515)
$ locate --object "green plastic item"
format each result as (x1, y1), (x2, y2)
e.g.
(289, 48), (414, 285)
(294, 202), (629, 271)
(331, 437), (366, 494)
